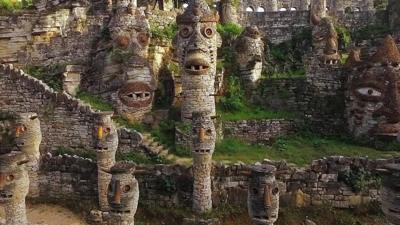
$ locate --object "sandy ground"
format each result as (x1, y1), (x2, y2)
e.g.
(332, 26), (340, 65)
(0, 203), (87, 225)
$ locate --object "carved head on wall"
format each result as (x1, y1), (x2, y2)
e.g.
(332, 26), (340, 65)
(0, 152), (29, 204)
(174, 0), (221, 76)
(248, 165), (279, 225)
(235, 26), (264, 69)
(311, 16), (339, 65)
(346, 35), (400, 140)
(14, 113), (42, 160)
(107, 162), (139, 214)
(190, 111), (216, 154)
(94, 112), (118, 154)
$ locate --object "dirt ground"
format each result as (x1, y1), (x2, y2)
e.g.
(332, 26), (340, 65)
(0, 203), (87, 225)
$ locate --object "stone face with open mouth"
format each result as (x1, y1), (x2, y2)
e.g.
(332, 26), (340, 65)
(184, 53), (211, 75)
(118, 81), (154, 108)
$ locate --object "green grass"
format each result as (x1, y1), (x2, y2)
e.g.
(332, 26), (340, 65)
(116, 151), (169, 164)
(217, 104), (297, 121)
(214, 135), (400, 166)
(25, 65), (64, 91)
(113, 115), (148, 132)
(266, 69), (306, 79)
(0, 0), (33, 13)
(76, 91), (114, 111)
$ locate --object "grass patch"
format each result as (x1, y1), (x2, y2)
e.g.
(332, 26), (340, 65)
(113, 115), (148, 132)
(214, 134), (400, 166)
(0, 0), (33, 13)
(217, 104), (297, 121)
(76, 91), (114, 111)
(25, 65), (64, 91)
(116, 151), (169, 164)
(266, 69), (306, 79)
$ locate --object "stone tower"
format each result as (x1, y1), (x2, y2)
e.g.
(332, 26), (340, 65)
(247, 165), (279, 225)
(234, 26), (264, 95)
(0, 151), (30, 225)
(380, 163), (400, 225)
(107, 162), (139, 225)
(174, 0), (221, 121)
(95, 112), (119, 211)
(14, 112), (42, 198)
(190, 111), (216, 213)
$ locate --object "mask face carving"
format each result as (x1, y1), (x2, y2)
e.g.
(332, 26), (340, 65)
(191, 112), (216, 154)
(248, 165), (279, 225)
(0, 152), (29, 204)
(175, 0), (221, 76)
(14, 113), (42, 160)
(95, 113), (118, 153)
(346, 35), (400, 139)
(107, 163), (138, 214)
(118, 81), (153, 108)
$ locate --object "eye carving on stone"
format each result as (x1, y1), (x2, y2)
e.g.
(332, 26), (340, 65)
(356, 87), (382, 97)
(123, 185), (131, 193)
(6, 174), (14, 182)
(202, 27), (214, 38)
(179, 26), (193, 38)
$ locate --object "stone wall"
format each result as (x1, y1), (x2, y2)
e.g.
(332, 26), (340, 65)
(36, 154), (400, 213)
(223, 119), (297, 144)
(0, 64), (143, 155)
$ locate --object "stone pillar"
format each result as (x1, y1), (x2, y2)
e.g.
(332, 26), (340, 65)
(266, 0), (278, 11)
(220, 0), (238, 24)
(248, 165), (279, 225)
(310, 0), (326, 20)
(234, 26), (264, 95)
(95, 112), (118, 211)
(191, 112), (216, 213)
(107, 163), (139, 225)
(14, 113), (42, 198)
(379, 163), (400, 225)
(0, 152), (30, 225)
(62, 65), (82, 96)
(174, 0), (221, 122)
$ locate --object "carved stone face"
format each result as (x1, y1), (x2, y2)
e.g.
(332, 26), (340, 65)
(347, 65), (400, 138)
(312, 17), (339, 64)
(235, 26), (264, 69)
(118, 81), (153, 108)
(107, 164), (139, 214)
(346, 36), (400, 139)
(95, 113), (118, 153)
(248, 166), (279, 225)
(175, 0), (221, 76)
(191, 112), (216, 154)
(0, 152), (29, 204)
(14, 113), (42, 160)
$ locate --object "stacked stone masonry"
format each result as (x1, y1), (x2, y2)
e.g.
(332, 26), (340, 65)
(0, 64), (143, 155)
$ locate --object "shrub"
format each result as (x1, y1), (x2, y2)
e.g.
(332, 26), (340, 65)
(151, 23), (178, 42)
(220, 76), (245, 112)
(25, 65), (64, 91)
(76, 90), (114, 111)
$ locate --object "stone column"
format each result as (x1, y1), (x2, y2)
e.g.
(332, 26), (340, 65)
(14, 113), (42, 198)
(62, 65), (82, 97)
(191, 112), (216, 213)
(107, 163), (139, 225)
(220, 0), (238, 24)
(248, 165), (279, 225)
(380, 163), (400, 225)
(0, 152), (30, 225)
(266, 0), (278, 11)
(174, 0), (221, 122)
(95, 112), (118, 211)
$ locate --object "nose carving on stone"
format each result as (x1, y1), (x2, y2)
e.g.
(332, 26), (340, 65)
(113, 181), (121, 204)
(0, 173), (6, 189)
(198, 128), (206, 142)
(97, 126), (104, 140)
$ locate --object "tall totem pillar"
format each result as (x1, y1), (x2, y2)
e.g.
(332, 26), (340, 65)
(14, 113), (42, 198)
(94, 112), (118, 211)
(174, 0), (221, 122)
(379, 163), (400, 225)
(0, 152), (30, 225)
(107, 163), (139, 225)
(248, 165), (279, 225)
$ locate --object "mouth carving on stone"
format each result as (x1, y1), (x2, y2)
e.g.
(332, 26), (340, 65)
(184, 53), (210, 75)
(118, 82), (153, 108)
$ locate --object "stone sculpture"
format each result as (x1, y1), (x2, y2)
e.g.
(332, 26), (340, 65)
(0, 151), (30, 225)
(345, 35), (400, 139)
(95, 112), (119, 211)
(311, 16), (339, 65)
(107, 162), (139, 225)
(379, 163), (400, 225)
(235, 26), (264, 94)
(190, 111), (216, 213)
(89, 0), (155, 122)
(247, 165), (279, 225)
(220, 0), (238, 24)
(174, 0), (221, 121)
(14, 112), (42, 197)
